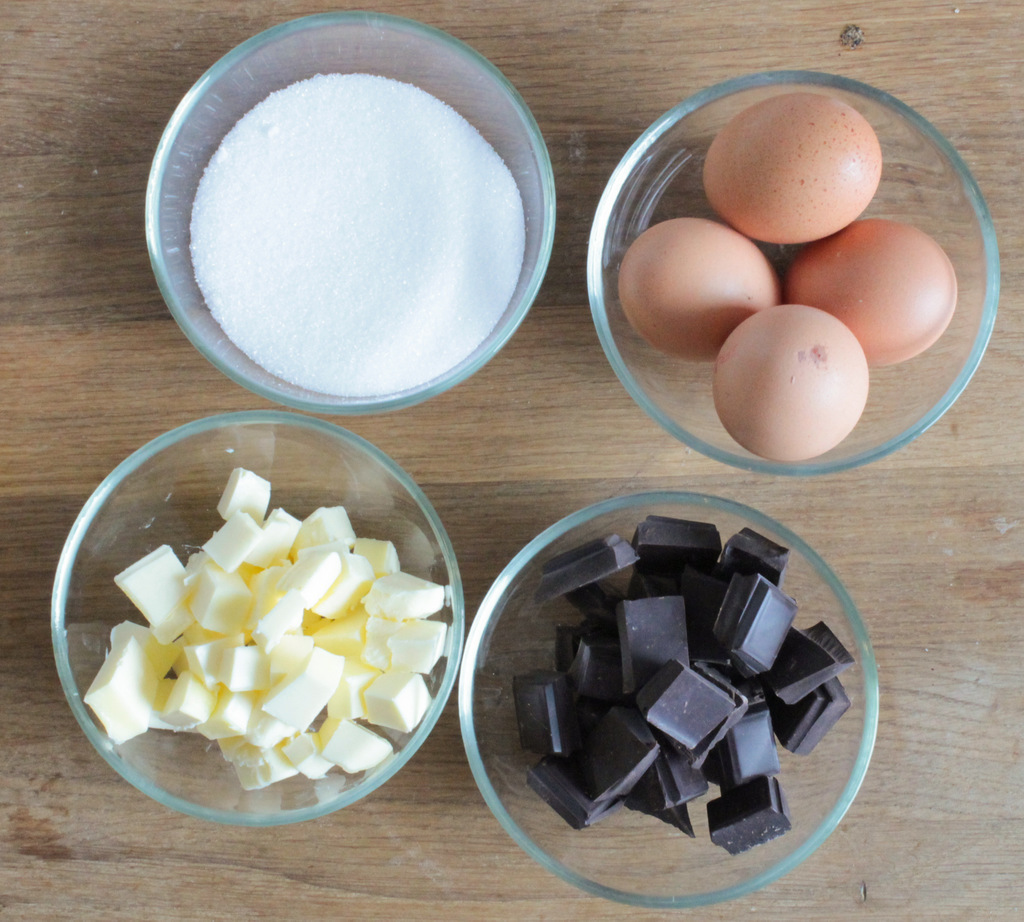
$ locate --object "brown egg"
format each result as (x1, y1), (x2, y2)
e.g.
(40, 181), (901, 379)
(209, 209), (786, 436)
(617, 217), (782, 361)
(703, 92), (882, 244)
(713, 304), (870, 462)
(784, 218), (958, 366)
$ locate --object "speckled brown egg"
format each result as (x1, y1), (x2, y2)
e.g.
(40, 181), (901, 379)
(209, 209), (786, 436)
(713, 303), (870, 462)
(703, 92), (882, 244)
(784, 218), (958, 366)
(617, 217), (782, 361)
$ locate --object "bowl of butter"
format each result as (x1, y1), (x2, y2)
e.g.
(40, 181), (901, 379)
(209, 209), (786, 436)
(52, 410), (463, 824)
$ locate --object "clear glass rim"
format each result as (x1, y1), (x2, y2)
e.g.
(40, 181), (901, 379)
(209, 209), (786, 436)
(51, 409), (466, 825)
(145, 11), (556, 415)
(588, 69), (1000, 476)
(458, 490), (879, 906)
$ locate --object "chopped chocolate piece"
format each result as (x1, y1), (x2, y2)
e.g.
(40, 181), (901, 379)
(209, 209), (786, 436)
(625, 746), (708, 814)
(627, 568), (679, 600)
(580, 706), (661, 802)
(527, 755), (625, 829)
(513, 670), (582, 756)
(568, 634), (627, 702)
(636, 659), (737, 750)
(535, 534), (639, 603)
(679, 566), (731, 665)
(765, 621), (855, 704)
(565, 581), (624, 624)
(554, 623), (584, 672)
(652, 802), (696, 836)
(715, 527), (790, 587)
(770, 675), (851, 755)
(714, 572), (798, 675)
(574, 696), (612, 736)
(616, 595), (689, 694)
(632, 515), (722, 577)
(684, 663), (750, 766)
(713, 700), (781, 789)
(707, 775), (791, 854)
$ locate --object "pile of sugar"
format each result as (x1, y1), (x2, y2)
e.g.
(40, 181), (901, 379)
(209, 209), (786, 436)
(190, 73), (526, 398)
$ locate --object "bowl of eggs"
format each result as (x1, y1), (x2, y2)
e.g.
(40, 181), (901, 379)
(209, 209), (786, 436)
(588, 70), (999, 474)
(52, 410), (464, 824)
(459, 492), (878, 905)
(146, 12), (556, 414)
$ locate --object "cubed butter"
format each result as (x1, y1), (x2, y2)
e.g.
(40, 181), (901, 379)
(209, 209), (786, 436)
(245, 708), (298, 750)
(312, 609), (369, 659)
(196, 689), (258, 740)
(244, 507), (301, 568)
(292, 506), (356, 556)
(217, 644), (271, 692)
(387, 619), (448, 674)
(83, 635), (159, 744)
(183, 635), (244, 688)
(160, 670), (216, 728)
(312, 552), (376, 618)
(189, 561), (252, 635)
(110, 620), (182, 677)
(276, 549), (342, 608)
(352, 538), (400, 577)
(268, 633), (315, 682)
(362, 571), (446, 620)
(217, 467), (271, 523)
(318, 717), (393, 773)
(261, 647), (345, 732)
(326, 659), (381, 721)
(363, 670), (431, 733)
(252, 588), (306, 653)
(245, 562), (290, 630)
(114, 544), (187, 629)
(360, 615), (404, 671)
(203, 510), (264, 573)
(282, 732), (333, 779)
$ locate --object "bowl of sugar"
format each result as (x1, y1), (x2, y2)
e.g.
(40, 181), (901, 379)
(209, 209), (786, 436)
(146, 12), (556, 413)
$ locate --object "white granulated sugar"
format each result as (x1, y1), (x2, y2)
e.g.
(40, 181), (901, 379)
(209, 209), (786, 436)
(190, 73), (526, 398)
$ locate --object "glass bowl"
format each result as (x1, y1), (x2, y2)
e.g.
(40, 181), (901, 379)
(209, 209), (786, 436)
(459, 492), (877, 906)
(146, 12), (555, 413)
(588, 70), (999, 475)
(52, 410), (464, 825)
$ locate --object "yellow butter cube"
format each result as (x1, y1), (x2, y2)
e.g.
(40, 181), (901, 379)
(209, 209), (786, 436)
(83, 635), (159, 744)
(114, 544), (187, 630)
(318, 717), (392, 773)
(352, 538), (400, 577)
(364, 670), (431, 733)
(216, 467), (271, 524)
(244, 508), (302, 569)
(312, 552), (376, 618)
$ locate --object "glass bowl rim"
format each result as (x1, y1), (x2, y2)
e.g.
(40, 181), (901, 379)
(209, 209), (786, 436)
(587, 68), (1000, 476)
(458, 489), (879, 906)
(51, 408), (466, 826)
(145, 11), (557, 415)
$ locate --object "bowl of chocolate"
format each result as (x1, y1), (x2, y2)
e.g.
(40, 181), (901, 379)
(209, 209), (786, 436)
(459, 492), (878, 906)
(588, 70), (999, 475)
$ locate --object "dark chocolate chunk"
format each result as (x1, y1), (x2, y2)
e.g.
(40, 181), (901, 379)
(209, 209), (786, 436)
(713, 700), (781, 789)
(631, 515), (722, 577)
(627, 568), (680, 600)
(535, 534), (639, 603)
(616, 595), (689, 694)
(527, 755), (625, 829)
(715, 527), (790, 587)
(652, 802), (696, 836)
(636, 659), (737, 750)
(625, 746), (709, 815)
(683, 663), (750, 766)
(714, 572), (798, 675)
(678, 566), (731, 665)
(554, 623), (584, 672)
(707, 775), (791, 854)
(765, 621), (855, 704)
(565, 580), (624, 625)
(513, 670), (582, 756)
(574, 696), (612, 736)
(568, 634), (627, 702)
(769, 675), (851, 755)
(580, 706), (661, 802)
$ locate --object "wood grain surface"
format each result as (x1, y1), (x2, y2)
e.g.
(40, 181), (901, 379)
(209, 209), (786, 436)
(3, 1), (1022, 919)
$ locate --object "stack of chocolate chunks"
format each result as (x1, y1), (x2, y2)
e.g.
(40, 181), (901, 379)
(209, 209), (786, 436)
(514, 516), (854, 854)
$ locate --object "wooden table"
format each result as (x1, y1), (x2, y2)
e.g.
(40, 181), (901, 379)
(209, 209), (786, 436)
(3, 1), (1021, 918)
